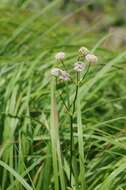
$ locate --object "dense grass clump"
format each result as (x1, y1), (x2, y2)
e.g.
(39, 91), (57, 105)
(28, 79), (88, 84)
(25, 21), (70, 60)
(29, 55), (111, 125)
(0, 0), (126, 190)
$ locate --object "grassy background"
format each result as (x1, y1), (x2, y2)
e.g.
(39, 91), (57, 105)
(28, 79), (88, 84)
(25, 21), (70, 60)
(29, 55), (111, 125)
(0, 0), (126, 189)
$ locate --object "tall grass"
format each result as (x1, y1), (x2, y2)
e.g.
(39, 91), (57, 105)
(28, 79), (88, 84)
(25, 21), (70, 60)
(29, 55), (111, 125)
(0, 0), (126, 190)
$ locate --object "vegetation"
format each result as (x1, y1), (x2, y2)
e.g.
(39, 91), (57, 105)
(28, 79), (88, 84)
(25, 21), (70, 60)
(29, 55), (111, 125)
(0, 0), (126, 189)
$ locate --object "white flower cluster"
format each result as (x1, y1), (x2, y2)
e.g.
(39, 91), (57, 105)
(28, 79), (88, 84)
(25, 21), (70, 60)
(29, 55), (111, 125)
(55, 52), (65, 61)
(51, 47), (98, 81)
(73, 62), (85, 72)
(85, 53), (98, 64)
(51, 68), (70, 81)
(79, 47), (89, 56)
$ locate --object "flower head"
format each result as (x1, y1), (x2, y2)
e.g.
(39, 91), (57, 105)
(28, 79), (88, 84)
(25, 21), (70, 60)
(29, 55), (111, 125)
(85, 53), (98, 64)
(51, 68), (70, 81)
(51, 68), (61, 77)
(74, 62), (85, 72)
(59, 70), (70, 81)
(55, 52), (65, 61)
(79, 47), (89, 56)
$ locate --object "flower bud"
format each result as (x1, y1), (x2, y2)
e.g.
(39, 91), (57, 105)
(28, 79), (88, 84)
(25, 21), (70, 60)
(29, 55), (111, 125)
(55, 52), (65, 61)
(79, 47), (89, 56)
(74, 62), (85, 72)
(85, 53), (98, 64)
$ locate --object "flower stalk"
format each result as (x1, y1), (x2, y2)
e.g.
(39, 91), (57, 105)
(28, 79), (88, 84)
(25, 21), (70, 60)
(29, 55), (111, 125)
(70, 72), (79, 185)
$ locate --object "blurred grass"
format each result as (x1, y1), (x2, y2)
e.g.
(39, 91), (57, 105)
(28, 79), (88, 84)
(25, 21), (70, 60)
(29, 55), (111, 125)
(0, 0), (126, 190)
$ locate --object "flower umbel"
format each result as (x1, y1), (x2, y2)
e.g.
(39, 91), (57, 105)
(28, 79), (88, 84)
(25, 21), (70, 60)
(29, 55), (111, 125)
(51, 68), (70, 81)
(51, 68), (61, 76)
(79, 47), (89, 56)
(85, 53), (98, 64)
(55, 52), (65, 61)
(59, 70), (70, 81)
(74, 62), (85, 72)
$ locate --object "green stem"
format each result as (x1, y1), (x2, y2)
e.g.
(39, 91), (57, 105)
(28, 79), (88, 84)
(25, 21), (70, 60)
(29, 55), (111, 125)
(80, 63), (90, 84)
(56, 79), (71, 115)
(70, 72), (79, 186)
(58, 91), (71, 115)
(70, 115), (73, 185)
(61, 60), (66, 70)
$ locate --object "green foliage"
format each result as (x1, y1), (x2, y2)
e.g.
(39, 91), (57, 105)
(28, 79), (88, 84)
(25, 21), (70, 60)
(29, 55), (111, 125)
(0, 0), (126, 190)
